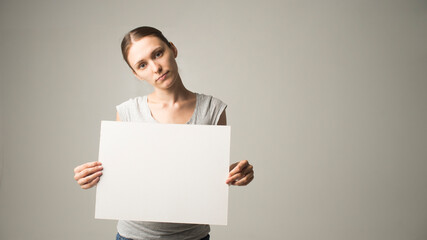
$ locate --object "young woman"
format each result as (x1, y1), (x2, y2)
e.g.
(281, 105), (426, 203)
(73, 26), (254, 240)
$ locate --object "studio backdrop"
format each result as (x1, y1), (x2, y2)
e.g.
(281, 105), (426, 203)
(1, 0), (426, 239)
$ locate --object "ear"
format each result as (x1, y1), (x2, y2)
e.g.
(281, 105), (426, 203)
(169, 42), (178, 58)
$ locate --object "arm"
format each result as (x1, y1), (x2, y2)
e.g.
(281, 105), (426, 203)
(219, 110), (255, 186)
(217, 110), (227, 126)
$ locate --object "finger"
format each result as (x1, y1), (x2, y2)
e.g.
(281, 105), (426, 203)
(229, 162), (237, 171)
(242, 164), (253, 175)
(226, 169), (253, 185)
(74, 161), (98, 174)
(74, 161), (102, 174)
(78, 171), (103, 186)
(81, 177), (101, 190)
(74, 165), (102, 181)
(226, 162), (253, 184)
(233, 173), (254, 186)
(74, 165), (103, 181)
(228, 162), (250, 177)
(229, 160), (249, 176)
(226, 172), (244, 184)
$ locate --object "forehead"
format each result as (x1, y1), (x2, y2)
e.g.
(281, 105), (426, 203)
(127, 35), (166, 66)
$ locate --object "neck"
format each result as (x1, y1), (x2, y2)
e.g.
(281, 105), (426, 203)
(150, 74), (192, 104)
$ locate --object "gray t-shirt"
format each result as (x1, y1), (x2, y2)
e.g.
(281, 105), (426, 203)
(115, 93), (227, 240)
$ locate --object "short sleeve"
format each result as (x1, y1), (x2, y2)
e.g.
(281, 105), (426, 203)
(195, 94), (227, 125)
(116, 98), (135, 122)
(212, 98), (227, 125)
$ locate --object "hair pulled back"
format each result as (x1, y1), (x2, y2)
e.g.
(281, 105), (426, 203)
(121, 26), (172, 71)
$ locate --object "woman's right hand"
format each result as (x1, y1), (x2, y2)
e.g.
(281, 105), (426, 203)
(74, 161), (103, 189)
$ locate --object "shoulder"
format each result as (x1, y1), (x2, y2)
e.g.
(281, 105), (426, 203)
(197, 93), (226, 107)
(116, 96), (146, 122)
(195, 93), (227, 125)
(117, 96), (145, 108)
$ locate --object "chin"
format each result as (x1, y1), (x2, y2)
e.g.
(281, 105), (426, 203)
(163, 76), (178, 89)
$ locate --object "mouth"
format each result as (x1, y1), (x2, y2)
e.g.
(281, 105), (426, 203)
(156, 71), (169, 81)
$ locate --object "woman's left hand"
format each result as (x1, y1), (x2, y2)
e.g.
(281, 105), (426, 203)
(226, 160), (254, 186)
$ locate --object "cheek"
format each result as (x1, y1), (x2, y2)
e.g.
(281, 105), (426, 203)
(135, 72), (149, 81)
(167, 57), (178, 69)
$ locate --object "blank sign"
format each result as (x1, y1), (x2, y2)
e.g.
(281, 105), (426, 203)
(95, 121), (230, 225)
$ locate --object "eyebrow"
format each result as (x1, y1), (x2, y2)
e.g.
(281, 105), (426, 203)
(133, 46), (163, 69)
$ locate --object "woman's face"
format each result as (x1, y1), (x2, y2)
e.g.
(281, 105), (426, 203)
(127, 35), (179, 89)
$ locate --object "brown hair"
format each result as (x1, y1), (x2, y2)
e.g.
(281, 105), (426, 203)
(121, 26), (172, 71)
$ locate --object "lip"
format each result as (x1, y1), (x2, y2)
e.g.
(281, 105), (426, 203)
(156, 71), (169, 81)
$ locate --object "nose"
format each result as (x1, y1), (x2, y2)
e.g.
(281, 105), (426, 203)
(151, 61), (162, 74)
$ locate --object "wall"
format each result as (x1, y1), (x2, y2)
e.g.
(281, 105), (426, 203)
(1, 0), (426, 239)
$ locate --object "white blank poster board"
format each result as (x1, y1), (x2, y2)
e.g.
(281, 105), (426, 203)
(95, 121), (230, 225)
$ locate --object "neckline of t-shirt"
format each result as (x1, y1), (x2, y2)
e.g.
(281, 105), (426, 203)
(144, 93), (199, 124)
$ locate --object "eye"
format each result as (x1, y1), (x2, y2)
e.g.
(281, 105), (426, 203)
(155, 50), (163, 58)
(139, 63), (146, 69)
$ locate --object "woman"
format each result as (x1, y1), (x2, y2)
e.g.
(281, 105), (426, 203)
(73, 26), (254, 240)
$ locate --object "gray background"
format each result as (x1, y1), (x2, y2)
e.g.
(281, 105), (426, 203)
(1, 0), (426, 239)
